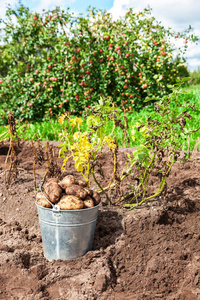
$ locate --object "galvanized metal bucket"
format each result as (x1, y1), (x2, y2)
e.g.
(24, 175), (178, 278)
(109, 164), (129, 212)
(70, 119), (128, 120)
(36, 183), (100, 261)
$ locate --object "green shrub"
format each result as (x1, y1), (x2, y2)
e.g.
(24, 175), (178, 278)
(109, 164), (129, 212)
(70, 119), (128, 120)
(0, 4), (197, 124)
(189, 69), (200, 85)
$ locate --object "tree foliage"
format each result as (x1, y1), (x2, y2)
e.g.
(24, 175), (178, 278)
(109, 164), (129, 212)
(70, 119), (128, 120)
(0, 4), (197, 124)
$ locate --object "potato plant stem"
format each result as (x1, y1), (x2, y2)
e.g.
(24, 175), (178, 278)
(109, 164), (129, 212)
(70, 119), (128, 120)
(99, 160), (137, 193)
(124, 152), (176, 208)
(105, 149), (117, 190)
(120, 151), (156, 203)
(91, 164), (112, 204)
(31, 139), (37, 189)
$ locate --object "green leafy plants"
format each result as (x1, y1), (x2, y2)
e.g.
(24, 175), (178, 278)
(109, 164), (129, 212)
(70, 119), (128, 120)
(0, 4), (198, 124)
(123, 81), (200, 207)
(59, 97), (126, 203)
(59, 82), (200, 207)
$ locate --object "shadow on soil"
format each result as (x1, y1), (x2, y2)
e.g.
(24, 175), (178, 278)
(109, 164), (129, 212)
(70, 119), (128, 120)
(93, 209), (123, 250)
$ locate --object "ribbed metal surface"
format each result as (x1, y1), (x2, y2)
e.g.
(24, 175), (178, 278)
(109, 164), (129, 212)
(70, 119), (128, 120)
(36, 202), (100, 261)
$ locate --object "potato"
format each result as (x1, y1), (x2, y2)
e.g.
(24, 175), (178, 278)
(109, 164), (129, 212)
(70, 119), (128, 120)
(36, 192), (52, 208)
(58, 195), (84, 210)
(47, 178), (59, 183)
(58, 175), (75, 189)
(92, 191), (101, 206)
(75, 179), (87, 187)
(65, 184), (88, 199)
(83, 196), (94, 209)
(43, 180), (62, 204)
(84, 187), (93, 197)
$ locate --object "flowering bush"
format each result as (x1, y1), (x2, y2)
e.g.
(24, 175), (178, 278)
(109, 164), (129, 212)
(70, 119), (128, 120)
(0, 4), (197, 124)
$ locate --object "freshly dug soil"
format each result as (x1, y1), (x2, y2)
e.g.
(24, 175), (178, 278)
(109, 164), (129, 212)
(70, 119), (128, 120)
(0, 140), (200, 300)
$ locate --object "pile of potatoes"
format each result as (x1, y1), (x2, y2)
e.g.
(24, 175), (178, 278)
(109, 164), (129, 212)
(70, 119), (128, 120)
(36, 175), (101, 210)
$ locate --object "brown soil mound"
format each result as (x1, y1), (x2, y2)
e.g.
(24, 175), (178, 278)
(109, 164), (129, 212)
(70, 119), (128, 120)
(0, 141), (200, 300)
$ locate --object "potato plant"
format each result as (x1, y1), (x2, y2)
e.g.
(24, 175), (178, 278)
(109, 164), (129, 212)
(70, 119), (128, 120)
(0, 4), (197, 124)
(59, 81), (200, 207)
(59, 98), (125, 203)
(123, 80), (200, 207)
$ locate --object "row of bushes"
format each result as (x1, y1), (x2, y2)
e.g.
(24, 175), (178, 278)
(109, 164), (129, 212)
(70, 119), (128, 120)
(0, 4), (197, 124)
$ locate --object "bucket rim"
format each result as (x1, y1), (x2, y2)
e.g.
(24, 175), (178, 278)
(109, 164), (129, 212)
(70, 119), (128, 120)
(35, 200), (101, 212)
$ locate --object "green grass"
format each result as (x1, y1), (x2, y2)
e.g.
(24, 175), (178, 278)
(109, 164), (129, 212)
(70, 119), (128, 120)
(1, 85), (200, 151)
(181, 85), (200, 151)
(183, 84), (200, 93)
(117, 85), (200, 151)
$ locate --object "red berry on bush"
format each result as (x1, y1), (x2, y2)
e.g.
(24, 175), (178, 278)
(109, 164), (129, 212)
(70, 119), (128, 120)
(0, 5), (192, 123)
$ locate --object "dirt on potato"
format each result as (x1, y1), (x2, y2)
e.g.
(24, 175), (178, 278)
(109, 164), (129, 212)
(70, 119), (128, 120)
(0, 140), (200, 300)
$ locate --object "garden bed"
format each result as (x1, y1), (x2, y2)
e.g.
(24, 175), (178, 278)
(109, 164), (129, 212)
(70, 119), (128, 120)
(0, 141), (200, 299)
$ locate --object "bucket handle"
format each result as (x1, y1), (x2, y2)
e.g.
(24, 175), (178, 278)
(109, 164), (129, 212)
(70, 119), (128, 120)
(39, 181), (60, 212)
